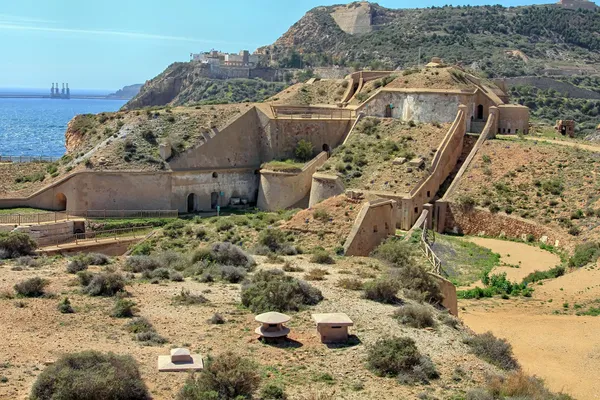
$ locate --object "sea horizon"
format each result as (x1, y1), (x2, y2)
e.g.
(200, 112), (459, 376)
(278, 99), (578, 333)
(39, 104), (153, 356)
(0, 97), (127, 157)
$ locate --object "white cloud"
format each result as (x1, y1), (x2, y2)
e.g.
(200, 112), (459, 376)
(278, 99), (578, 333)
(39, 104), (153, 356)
(0, 15), (257, 47)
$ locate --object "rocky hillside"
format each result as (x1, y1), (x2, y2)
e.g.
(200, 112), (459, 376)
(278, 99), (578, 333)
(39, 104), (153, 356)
(123, 62), (286, 110)
(106, 84), (143, 100)
(264, 2), (600, 77)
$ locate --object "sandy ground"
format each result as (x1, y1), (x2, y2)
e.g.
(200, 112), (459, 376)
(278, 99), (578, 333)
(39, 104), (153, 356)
(0, 255), (497, 400)
(467, 237), (561, 282)
(460, 238), (600, 400)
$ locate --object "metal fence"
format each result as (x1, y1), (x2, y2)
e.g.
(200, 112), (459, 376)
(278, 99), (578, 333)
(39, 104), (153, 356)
(37, 226), (153, 247)
(0, 210), (178, 226)
(0, 155), (60, 163)
(271, 106), (354, 120)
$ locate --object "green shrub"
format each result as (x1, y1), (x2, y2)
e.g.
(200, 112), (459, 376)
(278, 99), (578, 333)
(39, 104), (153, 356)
(177, 352), (261, 400)
(568, 242), (600, 268)
(457, 194), (477, 212)
(14, 277), (48, 297)
(337, 277), (363, 290)
(389, 264), (443, 304)
(57, 297), (74, 314)
(241, 269), (323, 313)
(257, 229), (297, 255)
(111, 298), (136, 318)
(464, 332), (519, 370)
(313, 209), (329, 222)
(467, 370), (575, 400)
(30, 351), (150, 400)
(260, 383), (287, 400)
(66, 257), (89, 273)
(0, 232), (37, 259)
(363, 279), (400, 304)
(215, 219), (234, 232)
(541, 179), (564, 195)
(304, 268), (328, 281)
(521, 266), (565, 285)
(457, 286), (495, 299)
(367, 337), (438, 383)
(126, 317), (168, 345)
(310, 249), (334, 264)
(125, 255), (165, 272)
(371, 238), (414, 269)
(192, 242), (256, 270)
(172, 289), (209, 306)
(393, 304), (435, 328)
(295, 139), (314, 162)
(82, 272), (125, 296)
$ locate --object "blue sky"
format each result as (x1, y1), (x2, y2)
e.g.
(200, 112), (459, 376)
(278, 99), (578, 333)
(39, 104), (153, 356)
(0, 0), (555, 91)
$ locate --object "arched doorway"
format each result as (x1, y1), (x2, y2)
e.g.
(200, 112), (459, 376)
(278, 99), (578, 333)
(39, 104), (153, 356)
(210, 192), (219, 209)
(55, 193), (67, 211)
(322, 144), (330, 156)
(477, 104), (484, 120)
(187, 193), (196, 213)
(384, 104), (392, 118)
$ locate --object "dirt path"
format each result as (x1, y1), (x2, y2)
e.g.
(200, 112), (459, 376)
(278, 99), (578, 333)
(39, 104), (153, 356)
(461, 238), (600, 400)
(503, 135), (600, 153)
(467, 237), (561, 282)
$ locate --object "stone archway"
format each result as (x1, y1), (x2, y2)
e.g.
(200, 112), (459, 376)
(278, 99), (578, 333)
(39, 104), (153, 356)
(187, 193), (197, 213)
(55, 193), (67, 211)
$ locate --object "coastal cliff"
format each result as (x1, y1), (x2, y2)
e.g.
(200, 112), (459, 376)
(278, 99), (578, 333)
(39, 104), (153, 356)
(123, 63), (286, 110)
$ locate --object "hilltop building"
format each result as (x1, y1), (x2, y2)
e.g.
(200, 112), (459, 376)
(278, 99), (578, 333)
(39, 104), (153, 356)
(557, 0), (598, 9)
(190, 49), (261, 68)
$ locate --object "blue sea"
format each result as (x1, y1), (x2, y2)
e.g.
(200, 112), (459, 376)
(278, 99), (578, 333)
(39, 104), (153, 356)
(0, 94), (127, 157)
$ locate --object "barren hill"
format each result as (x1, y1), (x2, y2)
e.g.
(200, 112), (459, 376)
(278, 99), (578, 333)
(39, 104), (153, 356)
(263, 2), (600, 77)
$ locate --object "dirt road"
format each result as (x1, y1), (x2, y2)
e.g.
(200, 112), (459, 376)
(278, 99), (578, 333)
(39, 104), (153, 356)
(461, 238), (600, 400)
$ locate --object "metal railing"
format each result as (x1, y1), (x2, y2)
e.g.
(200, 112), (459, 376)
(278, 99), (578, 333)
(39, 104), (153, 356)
(0, 210), (178, 226)
(419, 217), (443, 276)
(37, 226), (153, 247)
(0, 155), (60, 163)
(271, 106), (355, 120)
(70, 209), (179, 219)
(0, 212), (66, 225)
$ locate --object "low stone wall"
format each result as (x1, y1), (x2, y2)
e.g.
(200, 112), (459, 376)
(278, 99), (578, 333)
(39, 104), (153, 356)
(344, 198), (396, 256)
(257, 152), (328, 211)
(308, 173), (345, 207)
(441, 203), (571, 250)
(429, 273), (458, 316)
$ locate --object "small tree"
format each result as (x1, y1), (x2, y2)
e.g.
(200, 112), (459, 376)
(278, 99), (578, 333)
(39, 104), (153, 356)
(295, 139), (314, 162)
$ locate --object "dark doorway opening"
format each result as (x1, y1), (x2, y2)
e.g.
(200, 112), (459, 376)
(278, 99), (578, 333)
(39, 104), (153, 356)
(322, 144), (330, 155)
(187, 193), (196, 213)
(384, 104), (392, 118)
(56, 193), (67, 211)
(211, 192), (219, 209)
(477, 104), (484, 120)
(561, 126), (567, 135)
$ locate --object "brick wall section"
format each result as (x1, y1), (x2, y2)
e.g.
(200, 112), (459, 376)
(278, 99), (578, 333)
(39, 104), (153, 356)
(443, 203), (573, 250)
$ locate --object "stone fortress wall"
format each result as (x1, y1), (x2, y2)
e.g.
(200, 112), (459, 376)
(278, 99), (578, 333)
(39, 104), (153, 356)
(257, 152), (329, 211)
(0, 66), (530, 241)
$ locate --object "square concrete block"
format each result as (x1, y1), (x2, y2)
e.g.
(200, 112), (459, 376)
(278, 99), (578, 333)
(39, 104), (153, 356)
(312, 313), (354, 344)
(408, 158), (425, 168)
(392, 157), (407, 165)
(158, 348), (203, 372)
